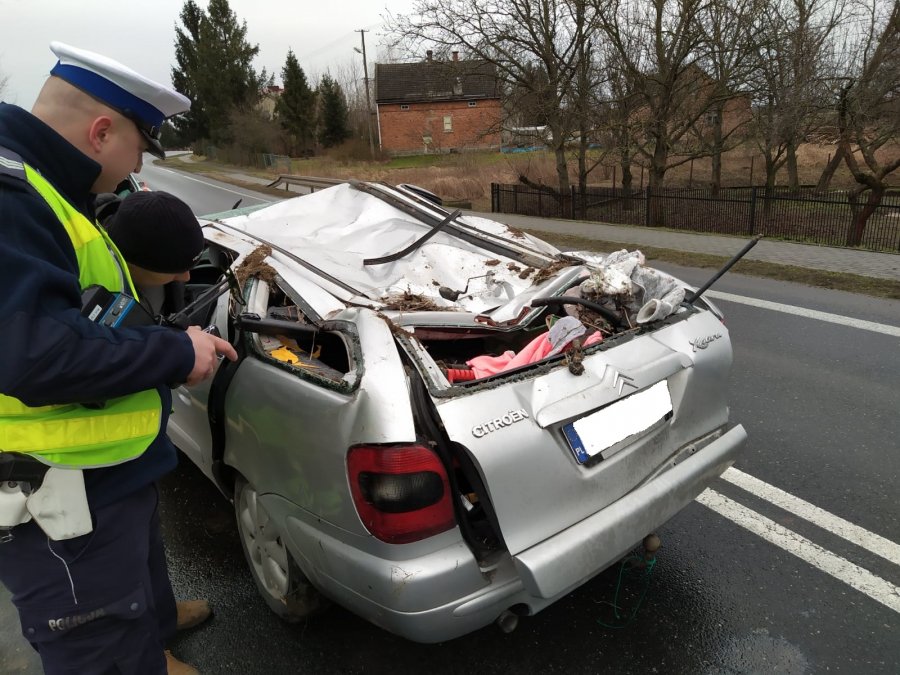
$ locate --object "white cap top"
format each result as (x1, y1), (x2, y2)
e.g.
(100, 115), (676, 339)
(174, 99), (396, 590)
(48, 41), (191, 158)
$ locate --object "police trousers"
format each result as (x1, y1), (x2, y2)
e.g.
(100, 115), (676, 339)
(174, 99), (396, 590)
(0, 484), (177, 674)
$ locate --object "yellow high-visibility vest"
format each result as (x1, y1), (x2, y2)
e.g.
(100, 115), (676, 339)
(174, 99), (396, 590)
(0, 159), (163, 468)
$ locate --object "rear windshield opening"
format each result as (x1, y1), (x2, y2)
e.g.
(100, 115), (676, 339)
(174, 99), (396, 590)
(412, 303), (634, 385)
(413, 321), (568, 385)
(418, 328), (544, 364)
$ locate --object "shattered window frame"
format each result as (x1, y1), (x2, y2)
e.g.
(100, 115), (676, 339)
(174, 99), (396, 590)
(240, 277), (363, 393)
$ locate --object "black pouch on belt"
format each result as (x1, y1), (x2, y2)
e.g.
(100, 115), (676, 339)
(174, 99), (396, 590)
(0, 452), (50, 487)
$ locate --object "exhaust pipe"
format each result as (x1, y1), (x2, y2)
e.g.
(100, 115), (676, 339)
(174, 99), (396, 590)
(496, 609), (519, 634)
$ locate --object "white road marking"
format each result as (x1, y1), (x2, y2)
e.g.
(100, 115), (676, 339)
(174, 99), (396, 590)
(722, 468), (900, 567)
(706, 290), (900, 337)
(697, 489), (900, 614)
(153, 166), (274, 203)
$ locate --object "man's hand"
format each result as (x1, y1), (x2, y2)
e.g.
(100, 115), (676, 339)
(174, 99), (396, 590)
(184, 326), (238, 386)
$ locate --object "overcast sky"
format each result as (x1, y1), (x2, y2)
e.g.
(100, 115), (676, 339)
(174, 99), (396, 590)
(0, 0), (416, 109)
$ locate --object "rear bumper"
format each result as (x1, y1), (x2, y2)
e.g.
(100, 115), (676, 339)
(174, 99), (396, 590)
(513, 424), (747, 598)
(278, 423), (746, 642)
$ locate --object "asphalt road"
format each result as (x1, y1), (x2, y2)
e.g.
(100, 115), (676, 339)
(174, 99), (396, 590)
(139, 158), (276, 216)
(1, 162), (897, 674)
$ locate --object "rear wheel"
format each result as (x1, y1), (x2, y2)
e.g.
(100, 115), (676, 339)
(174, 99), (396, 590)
(233, 476), (328, 621)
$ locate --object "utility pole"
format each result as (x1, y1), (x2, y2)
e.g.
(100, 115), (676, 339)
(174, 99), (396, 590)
(355, 29), (376, 159)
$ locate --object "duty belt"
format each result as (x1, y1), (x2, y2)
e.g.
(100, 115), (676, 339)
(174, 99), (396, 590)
(0, 452), (50, 486)
(1, 452), (91, 542)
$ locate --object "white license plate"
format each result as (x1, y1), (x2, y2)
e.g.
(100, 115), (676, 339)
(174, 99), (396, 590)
(562, 381), (672, 464)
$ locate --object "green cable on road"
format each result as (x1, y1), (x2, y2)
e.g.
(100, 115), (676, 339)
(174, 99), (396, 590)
(596, 555), (658, 629)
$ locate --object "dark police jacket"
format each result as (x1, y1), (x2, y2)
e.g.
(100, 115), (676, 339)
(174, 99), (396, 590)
(0, 103), (195, 509)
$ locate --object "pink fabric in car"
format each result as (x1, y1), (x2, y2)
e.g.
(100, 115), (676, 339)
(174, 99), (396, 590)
(467, 330), (603, 378)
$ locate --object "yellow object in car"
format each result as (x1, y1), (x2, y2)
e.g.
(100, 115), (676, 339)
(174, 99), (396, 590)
(270, 347), (299, 364)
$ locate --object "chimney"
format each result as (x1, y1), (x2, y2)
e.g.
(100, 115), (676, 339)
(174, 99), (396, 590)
(426, 50), (433, 62)
(452, 51), (459, 61)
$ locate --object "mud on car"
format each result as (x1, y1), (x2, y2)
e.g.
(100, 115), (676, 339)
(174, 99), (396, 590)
(167, 181), (747, 643)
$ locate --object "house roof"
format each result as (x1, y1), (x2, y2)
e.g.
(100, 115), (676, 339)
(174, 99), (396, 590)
(375, 59), (499, 104)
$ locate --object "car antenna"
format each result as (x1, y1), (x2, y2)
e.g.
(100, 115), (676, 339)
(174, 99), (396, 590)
(684, 234), (763, 304)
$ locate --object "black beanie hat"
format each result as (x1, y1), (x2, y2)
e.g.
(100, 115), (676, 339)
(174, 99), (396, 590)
(106, 191), (204, 273)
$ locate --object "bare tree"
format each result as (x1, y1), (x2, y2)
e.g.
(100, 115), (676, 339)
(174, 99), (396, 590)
(330, 58), (369, 142)
(570, 1), (611, 208)
(836, 0), (900, 245)
(748, 0), (845, 197)
(389, 0), (599, 198)
(592, 0), (726, 224)
(694, 0), (765, 194)
(591, 44), (645, 208)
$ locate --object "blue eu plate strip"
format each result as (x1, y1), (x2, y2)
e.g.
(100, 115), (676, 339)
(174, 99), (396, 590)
(563, 423), (590, 464)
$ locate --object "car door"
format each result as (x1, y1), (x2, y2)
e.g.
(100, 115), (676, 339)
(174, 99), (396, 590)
(167, 290), (231, 481)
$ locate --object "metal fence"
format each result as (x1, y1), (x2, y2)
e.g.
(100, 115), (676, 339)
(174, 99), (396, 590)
(260, 153), (292, 173)
(491, 183), (900, 252)
(193, 144), (292, 173)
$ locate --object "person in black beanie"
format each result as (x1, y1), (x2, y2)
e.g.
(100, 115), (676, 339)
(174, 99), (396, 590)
(99, 188), (216, 657)
(104, 190), (205, 317)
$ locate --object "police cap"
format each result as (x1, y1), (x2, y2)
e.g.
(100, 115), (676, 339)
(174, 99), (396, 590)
(48, 42), (190, 159)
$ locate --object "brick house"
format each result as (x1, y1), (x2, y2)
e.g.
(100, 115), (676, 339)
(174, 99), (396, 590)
(374, 52), (502, 155)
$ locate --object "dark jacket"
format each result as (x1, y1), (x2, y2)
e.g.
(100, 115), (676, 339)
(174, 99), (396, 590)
(0, 103), (195, 508)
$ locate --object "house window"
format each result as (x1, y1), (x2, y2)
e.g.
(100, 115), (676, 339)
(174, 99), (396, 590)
(468, 101), (477, 107)
(400, 104), (410, 111)
(443, 115), (453, 132)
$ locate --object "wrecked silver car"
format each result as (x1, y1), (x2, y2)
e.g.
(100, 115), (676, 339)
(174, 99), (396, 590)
(167, 181), (747, 643)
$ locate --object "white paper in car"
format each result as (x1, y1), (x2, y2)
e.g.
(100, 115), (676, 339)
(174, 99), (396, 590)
(563, 381), (672, 463)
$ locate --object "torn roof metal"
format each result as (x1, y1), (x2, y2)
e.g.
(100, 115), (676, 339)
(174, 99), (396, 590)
(204, 182), (569, 317)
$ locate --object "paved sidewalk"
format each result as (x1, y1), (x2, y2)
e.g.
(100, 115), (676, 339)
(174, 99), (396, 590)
(175, 161), (900, 282)
(476, 211), (900, 282)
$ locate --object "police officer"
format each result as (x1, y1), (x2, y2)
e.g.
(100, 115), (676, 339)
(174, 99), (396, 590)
(0, 42), (238, 674)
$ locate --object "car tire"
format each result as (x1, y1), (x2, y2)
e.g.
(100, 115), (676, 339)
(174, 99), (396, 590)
(234, 475), (328, 622)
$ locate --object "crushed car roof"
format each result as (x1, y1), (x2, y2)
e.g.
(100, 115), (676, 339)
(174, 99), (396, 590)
(202, 182), (567, 317)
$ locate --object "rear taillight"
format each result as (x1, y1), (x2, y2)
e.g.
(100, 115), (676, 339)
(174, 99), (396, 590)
(348, 444), (455, 544)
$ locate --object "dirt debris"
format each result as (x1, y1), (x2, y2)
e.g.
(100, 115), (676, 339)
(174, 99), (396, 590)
(507, 263), (522, 273)
(382, 290), (448, 312)
(484, 259), (501, 267)
(565, 338), (585, 375)
(578, 308), (615, 333)
(235, 245), (278, 288)
(531, 260), (575, 285)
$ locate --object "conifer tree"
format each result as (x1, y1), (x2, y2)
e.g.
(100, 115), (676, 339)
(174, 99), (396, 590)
(275, 50), (317, 155)
(317, 74), (351, 149)
(171, 0), (263, 145)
